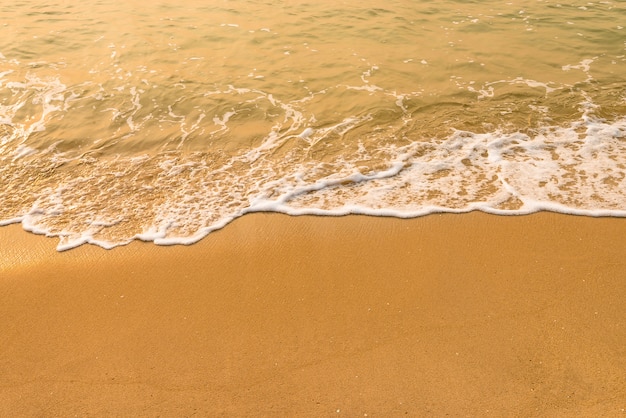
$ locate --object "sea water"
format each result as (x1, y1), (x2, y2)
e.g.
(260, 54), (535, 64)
(1, 0), (625, 250)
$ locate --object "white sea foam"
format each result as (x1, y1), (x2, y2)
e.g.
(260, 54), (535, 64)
(3, 86), (626, 251)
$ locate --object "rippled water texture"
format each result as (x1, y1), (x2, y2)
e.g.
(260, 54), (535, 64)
(1, 0), (625, 249)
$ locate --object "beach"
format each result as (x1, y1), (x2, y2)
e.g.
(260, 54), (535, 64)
(2, 1), (626, 415)
(1, 212), (624, 416)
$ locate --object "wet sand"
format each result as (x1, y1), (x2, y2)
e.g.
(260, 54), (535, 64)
(1, 212), (625, 416)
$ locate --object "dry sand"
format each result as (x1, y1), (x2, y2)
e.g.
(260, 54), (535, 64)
(1, 212), (625, 416)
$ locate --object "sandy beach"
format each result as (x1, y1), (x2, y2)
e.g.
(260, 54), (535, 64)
(1, 212), (625, 416)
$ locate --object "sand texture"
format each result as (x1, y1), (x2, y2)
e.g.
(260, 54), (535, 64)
(1, 212), (625, 416)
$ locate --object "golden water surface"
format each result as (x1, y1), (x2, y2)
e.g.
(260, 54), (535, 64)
(1, 0), (625, 249)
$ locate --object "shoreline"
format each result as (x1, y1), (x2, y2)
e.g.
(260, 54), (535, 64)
(1, 212), (625, 415)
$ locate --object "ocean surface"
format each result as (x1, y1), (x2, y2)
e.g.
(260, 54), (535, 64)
(1, 0), (625, 250)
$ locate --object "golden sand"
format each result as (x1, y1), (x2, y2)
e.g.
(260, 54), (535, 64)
(1, 212), (625, 416)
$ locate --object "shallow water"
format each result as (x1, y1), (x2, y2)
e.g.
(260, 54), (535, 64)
(1, 0), (625, 249)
